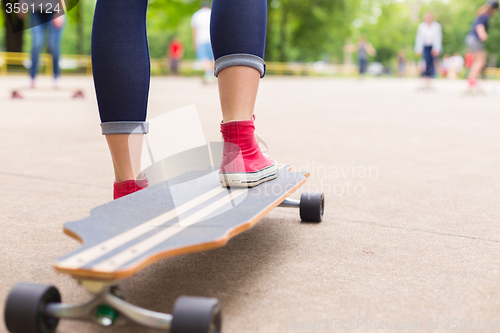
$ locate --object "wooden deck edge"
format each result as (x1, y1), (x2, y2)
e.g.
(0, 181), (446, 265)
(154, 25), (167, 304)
(54, 171), (310, 281)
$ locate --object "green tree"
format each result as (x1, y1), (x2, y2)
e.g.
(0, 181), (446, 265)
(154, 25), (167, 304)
(355, 1), (416, 66)
(2, 0), (500, 67)
(266, 0), (351, 62)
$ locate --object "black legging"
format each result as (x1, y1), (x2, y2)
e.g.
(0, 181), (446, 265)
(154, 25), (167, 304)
(92, 0), (267, 135)
(423, 46), (435, 78)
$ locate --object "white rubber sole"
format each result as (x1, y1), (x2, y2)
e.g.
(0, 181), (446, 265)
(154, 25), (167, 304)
(219, 162), (279, 188)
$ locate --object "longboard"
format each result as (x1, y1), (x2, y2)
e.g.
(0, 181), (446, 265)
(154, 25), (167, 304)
(4, 164), (324, 333)
(10, 87), (85, 99)
(460, 87), (488, 96)
(56, 165), (310, 281)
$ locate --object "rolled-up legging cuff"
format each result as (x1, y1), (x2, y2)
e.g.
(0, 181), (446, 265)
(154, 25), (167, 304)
(214, 54), (266, 78)
(100, 121), (149, 135)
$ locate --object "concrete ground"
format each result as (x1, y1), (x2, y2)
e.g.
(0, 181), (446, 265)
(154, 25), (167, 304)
(1, 75), (500, 333)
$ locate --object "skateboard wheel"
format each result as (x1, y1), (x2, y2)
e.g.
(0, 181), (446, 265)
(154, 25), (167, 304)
(299, 192), (324, 223)
(4, 283), (61, 333)
(171, 296), (221, 333)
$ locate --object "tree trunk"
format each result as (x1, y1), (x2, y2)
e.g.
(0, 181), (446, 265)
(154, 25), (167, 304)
(411, 0), (422, 24)
(278, 7), (288, 62)
(264, 1), (272, 61)
(3, 7), (24, 52)
(76, 3), (84, 54)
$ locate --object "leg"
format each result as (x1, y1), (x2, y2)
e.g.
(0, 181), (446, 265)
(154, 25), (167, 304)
(211, 0), (277, 187)
(430, 54), (436, 78)
(196, 43), (214, 83)
(423, 46), (433, 87)
(105, 134), (144, 181)
(468, 51), (487, 83)
(211, 0), (267, 122)
(92, 0), (150, 197)
(359, 58), (367, 77)
(201, 44), (214, 80)
(218, 67), (260, 122)
(29, 14), (45, 84)
(203, 58), (213, 79)
(48, 19), (64, 82)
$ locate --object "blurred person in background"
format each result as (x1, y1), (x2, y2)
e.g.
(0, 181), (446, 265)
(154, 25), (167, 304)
(465, 0), (499, 91)
(441, 54), (450, 78)
(167, 36), (184, 75)
(415, 12), (442, 89)
(447, 53), (464, 80)
(18, 0), (65, 88)
(344, 36), (376, 78)
(464, 50), (475, 77)
(191, 2), (214, 83)
(397, 49), (406, 77)
(357, 36), (376, 77)
(418, 58), (426, 76)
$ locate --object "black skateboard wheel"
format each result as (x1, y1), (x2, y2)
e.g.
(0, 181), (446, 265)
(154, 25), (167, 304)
(171, 296), (221, 333)
(4, 283), (61, 333)
(299, 192), (324, 223)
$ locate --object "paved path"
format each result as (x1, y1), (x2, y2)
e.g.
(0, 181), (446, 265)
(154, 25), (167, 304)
(1, 76), (499, 332)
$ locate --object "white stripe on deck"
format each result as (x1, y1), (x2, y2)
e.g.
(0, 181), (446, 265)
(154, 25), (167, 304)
(58, 165), (287, 272)
(57, 185), (228, 269)
(92, 188), (249, 272)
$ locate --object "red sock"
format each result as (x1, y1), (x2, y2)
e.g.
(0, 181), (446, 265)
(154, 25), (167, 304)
(113, 176), (148, 200)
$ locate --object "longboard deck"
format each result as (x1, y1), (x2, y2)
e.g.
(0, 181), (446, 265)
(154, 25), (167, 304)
(55, 165), (309, 281)
(12, 86), (82, 91)
(11, 87), (85, 99)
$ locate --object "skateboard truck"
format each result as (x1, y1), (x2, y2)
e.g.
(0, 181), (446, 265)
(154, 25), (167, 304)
(44, 286), (174, 329)
(4, 282), (221, 333)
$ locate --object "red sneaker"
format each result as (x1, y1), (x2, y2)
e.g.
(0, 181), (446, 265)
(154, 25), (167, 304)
(113, 176), (148, 200)
(219, 116), (278, 187)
